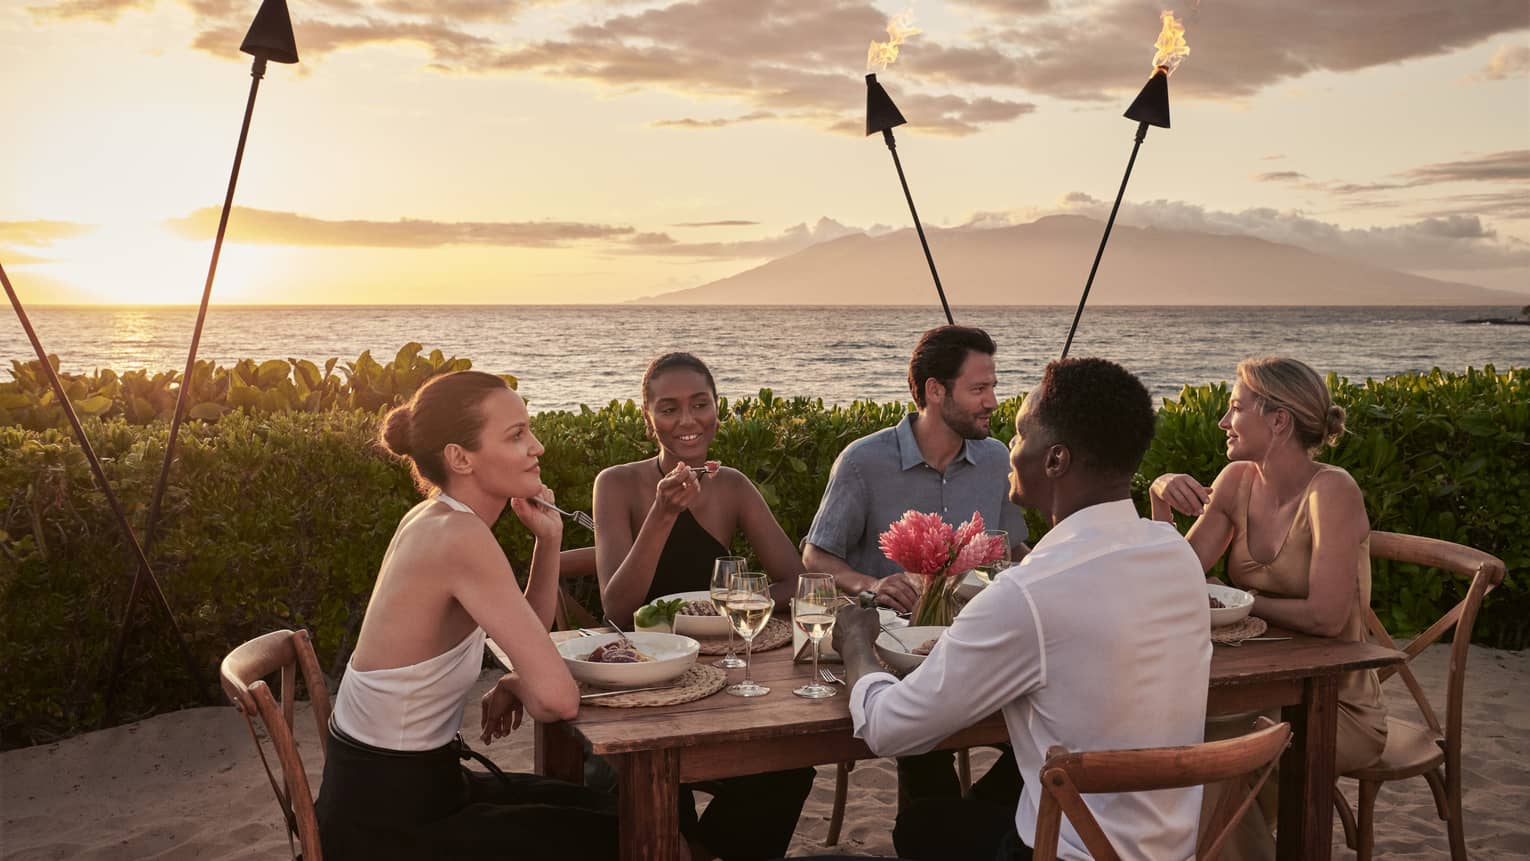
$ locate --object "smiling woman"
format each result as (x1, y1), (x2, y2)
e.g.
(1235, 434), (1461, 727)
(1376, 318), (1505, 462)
(35, 223), (282, 305)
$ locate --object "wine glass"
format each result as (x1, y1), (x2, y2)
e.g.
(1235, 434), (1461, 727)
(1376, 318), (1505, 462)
(710, 556), (748, 669)
(792, 573), (838, 699)
(972, 529), (1011, 584)
(724, 571), (773, 697)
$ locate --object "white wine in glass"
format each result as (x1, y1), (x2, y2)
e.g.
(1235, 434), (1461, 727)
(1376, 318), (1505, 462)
(724, 572), (772, 697)
(711, 556), (747, 668)
(792, 572), (838, 698)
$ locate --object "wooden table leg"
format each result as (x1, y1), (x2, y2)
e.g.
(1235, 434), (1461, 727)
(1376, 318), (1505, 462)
(534, 720), (585, 785)
(1277, 675), (1338, 861)
(617, 749), (682, 861)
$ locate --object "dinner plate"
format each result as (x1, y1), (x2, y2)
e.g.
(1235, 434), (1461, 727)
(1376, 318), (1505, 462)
(654, 590), (732, 637)
(557, 632), (699, 689)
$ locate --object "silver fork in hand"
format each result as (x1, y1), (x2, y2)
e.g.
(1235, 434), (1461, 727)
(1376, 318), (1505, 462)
(819, 668), (845, 686)
(535, 498), (596, 531)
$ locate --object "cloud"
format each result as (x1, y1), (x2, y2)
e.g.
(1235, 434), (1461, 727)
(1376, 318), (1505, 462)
(616, 216), (884, 259)
(163, 207), (636, 247)
(1473, 42), (1530, 80)
(0, 249), (55, 265)
(1402, 149), (1530, 185)
(671, 220), (760, 227)
(651, 111), (778, 129)
(0, 220), (98, 245)
(1046, 193), (1530, 272)
(956, 0), (1529, 101)
(28, 0), (150, 22)
(1254, 171), (1308, 182)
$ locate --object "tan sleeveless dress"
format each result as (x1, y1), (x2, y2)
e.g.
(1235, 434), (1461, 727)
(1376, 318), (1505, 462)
(1226, 463), (1387, 773)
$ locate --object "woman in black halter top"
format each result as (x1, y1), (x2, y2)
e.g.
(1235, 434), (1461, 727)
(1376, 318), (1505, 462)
(591, 352), (812, 861)
(592, 353), (804, 626)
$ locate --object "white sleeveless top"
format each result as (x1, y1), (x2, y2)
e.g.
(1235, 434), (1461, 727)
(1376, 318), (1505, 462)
(331, 492), (488, 751)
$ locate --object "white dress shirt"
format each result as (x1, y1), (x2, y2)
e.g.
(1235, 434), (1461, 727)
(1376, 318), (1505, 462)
(850, 499), (1212, 860)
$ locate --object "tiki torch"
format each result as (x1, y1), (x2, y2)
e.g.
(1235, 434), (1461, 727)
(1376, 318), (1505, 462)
(864, 12), (953, 325)
(105, 0), (299, 708)
(1061, 11), (1189, 358)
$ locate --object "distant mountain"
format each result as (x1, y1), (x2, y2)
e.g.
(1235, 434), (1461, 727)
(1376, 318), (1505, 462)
(633, 215), (1525, 305)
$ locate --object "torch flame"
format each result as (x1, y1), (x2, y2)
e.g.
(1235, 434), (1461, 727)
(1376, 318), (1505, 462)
(867, 10), (921, 71)
(1150, 10), (1190, 75)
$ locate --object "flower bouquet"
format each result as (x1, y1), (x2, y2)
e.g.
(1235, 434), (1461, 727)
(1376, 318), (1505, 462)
(878, 510), (1009, 626)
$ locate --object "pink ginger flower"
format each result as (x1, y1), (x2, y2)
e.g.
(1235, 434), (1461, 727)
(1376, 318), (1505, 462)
(878, 510), (955, 577)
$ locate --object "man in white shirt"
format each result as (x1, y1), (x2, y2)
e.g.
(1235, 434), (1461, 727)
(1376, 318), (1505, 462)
(833, 357), (1212, 861)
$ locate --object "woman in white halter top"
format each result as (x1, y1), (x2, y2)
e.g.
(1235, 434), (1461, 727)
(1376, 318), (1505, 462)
(316, 370), (618, 860)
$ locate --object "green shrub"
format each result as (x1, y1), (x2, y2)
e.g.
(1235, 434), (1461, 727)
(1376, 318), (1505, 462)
(1, 360), (1523, 748)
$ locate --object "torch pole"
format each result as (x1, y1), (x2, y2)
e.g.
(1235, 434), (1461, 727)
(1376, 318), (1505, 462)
(104, 55), (268, 710)
(1062, 120), (1149, 359)
(883, 128), (954, 325)
(1, 261), (208, 698)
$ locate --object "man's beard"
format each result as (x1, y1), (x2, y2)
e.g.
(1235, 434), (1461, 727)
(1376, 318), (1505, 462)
(941, 399), (991, 440)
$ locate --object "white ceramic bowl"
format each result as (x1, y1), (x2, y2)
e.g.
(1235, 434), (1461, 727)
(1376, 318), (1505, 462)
(655, 590), (732, 637)
(874, 625), (949, 675)
(557, 632), (699, 689)
(1208, 583), (1254, 628)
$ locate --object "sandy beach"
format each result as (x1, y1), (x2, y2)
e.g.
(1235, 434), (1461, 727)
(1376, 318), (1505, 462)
(3, 641), (1527, 859)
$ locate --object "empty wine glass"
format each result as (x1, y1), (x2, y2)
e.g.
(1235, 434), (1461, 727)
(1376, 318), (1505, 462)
(724, 571), (772, 697)
(792, 573), (838, 699)
(711, 556), (748, 669)
(973, 529), (1011, 584)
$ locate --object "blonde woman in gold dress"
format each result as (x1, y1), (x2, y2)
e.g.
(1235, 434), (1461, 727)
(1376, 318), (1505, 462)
(1150, 356), (1385, 858)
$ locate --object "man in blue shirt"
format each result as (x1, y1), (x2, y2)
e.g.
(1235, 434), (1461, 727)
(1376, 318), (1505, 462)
(802, 325), (1028, 844)
(804, 325), (1029, 608)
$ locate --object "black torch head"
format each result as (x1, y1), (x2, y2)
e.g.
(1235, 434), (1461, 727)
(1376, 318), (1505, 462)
(240, 0), (300, 64)
(1123, 67), (1170, 128)
(866, 73), (908, 136)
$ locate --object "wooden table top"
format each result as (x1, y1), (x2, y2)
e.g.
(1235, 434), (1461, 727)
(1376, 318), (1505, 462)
(498, 625), (1402, 757)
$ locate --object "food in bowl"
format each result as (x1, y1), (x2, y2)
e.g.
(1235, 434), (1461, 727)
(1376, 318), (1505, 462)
(583, 637), (652, 664)
(874, 625), (949, 674)
(679, 600), (719, 616)
(912, 637), (940, 657)
(557, 632), (699, 689)
(1207, 583), (1255, 628)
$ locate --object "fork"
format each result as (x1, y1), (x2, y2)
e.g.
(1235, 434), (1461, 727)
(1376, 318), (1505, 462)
(819, 668), (845, 686)
(535, 498), (595, 531)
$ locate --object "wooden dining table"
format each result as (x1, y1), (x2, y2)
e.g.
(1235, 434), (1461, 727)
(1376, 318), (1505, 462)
(494, 625), (1401, 861)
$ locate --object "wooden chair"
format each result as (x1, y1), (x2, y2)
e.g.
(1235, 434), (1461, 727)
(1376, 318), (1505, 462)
(1332, 531), (1505, 860)
(1033, 717), (1291, 861)
(221, 629), (332, 860)
(555, 546), (601, 630)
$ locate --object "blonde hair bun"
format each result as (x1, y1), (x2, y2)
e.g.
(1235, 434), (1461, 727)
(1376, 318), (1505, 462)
(1324, 404), (1347, 447)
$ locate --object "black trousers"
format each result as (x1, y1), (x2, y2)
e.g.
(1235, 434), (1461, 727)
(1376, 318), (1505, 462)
(316, 726), (618, 860)
(891, 745), (1022, 858)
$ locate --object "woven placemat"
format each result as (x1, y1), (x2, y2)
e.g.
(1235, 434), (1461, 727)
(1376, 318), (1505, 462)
(1211, 615), (1268, 644)
(579, 664), (727, 708)
(693, 617), (792, 655)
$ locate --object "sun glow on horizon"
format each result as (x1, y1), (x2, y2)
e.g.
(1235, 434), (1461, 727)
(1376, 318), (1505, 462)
(21, 223), (286, 305)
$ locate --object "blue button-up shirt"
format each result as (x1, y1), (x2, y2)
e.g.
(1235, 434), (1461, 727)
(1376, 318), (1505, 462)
(805, 414), (1027, 580)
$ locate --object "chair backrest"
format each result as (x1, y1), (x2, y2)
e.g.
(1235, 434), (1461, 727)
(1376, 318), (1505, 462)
(1363, 531), (1505, 788)
(220, 629), (332, 860)
(556, 546), (602, 630)
(1033, 718), (1292, 861)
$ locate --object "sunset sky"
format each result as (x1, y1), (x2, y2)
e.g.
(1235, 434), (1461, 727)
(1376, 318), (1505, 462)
(3, 0), (1527, 305)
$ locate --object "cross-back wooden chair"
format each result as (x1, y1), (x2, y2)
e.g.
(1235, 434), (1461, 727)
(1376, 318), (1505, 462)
(1332, 530), (1505, 860)
(221, 628), (332, 861)
(1033, 717), (1291, 861)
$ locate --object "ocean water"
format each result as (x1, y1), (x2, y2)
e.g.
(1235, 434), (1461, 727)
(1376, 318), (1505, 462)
(4, 305), (1526, 412)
